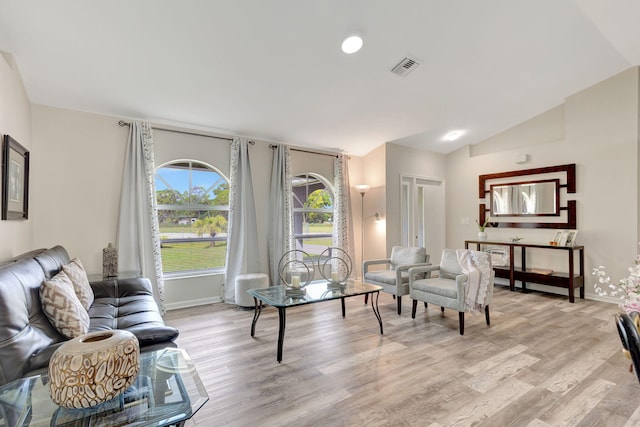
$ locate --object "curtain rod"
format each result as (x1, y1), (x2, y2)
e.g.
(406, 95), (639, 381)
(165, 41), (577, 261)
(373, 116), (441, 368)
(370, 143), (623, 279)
(269, 144), (340, 158)
(118, 120), (254, 144)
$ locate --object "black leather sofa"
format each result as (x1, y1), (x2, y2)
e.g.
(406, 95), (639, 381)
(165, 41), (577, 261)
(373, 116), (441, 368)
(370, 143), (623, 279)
(0, 245), (179, 386)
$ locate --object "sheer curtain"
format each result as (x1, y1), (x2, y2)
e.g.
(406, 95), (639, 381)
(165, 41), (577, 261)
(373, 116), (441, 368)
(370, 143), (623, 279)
(267, 145), (293, 286)
(333, 153), (356, 277)
(116, 121), (165, 313)
(225, 138), (260, 303)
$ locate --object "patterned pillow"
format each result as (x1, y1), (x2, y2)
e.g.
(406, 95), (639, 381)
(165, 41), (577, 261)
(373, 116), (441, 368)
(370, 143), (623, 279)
(62, 258), (94, 310)
(40, 270), (90, 338)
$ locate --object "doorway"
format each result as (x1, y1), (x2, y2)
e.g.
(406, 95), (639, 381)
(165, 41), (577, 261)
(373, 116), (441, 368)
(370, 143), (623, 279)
(400, 175), (445, 265)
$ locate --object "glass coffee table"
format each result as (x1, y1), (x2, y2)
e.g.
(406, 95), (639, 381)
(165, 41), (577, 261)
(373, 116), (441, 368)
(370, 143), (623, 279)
(248, 280), (383, 362)
(0, 347), (208, 427)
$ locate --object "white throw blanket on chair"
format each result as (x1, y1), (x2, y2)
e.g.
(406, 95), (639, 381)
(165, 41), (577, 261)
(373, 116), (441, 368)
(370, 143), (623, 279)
(456, 249), (493, 312)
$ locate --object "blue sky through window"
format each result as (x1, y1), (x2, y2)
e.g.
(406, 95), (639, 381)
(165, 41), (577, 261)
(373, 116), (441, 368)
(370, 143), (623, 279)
(156, 167), (224, 193)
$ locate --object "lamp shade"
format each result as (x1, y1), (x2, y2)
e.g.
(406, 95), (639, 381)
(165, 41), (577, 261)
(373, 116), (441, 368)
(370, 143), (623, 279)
(355, 184), (370, 194)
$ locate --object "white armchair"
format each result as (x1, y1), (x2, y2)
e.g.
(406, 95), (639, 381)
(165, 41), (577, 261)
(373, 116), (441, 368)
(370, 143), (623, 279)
(408, 249), (494, 335)
(363, 246), (430, 314)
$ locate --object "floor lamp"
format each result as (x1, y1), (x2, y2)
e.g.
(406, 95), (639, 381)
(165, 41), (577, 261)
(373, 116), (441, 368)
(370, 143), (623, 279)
(355, 184), (370, 279)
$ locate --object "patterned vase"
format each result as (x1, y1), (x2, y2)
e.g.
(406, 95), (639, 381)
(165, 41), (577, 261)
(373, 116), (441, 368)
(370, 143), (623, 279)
(102, 243), (118, 278)
(48, 330), (139, 408)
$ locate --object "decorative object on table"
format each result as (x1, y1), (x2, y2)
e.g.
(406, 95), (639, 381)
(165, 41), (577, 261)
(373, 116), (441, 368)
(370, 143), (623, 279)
(102, 243), (118, 278)
(564, 230), (578, 247)
(48, 330), (140, 409)
(1, 135), (30, 220)
(318, 247), (353, 288)
(594, 247), (640, 313)
(551, 230), (564, 246)
(476, 218), (489, 240)
(511, 237), (523, 243)
(485, 248), (508, 267)
(278, 249), (313, 295)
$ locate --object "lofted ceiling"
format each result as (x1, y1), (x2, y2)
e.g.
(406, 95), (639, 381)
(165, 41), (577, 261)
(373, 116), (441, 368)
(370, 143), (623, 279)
(0, 0), (639, 156)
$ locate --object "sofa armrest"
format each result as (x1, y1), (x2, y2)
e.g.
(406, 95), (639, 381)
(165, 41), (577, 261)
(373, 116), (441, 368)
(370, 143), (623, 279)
(90, 277), (154, 299)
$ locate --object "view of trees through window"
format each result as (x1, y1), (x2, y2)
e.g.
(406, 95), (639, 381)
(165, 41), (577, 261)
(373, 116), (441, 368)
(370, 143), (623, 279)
(292, 174), (334, 262)
(155, 161), (229, 274)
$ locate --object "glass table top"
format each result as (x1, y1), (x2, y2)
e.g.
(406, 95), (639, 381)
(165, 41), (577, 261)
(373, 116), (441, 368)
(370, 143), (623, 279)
(0, 348), (208, 427)
(247, 279), (382, 307)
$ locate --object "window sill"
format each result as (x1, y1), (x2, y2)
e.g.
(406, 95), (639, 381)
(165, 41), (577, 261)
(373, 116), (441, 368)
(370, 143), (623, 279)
(163, 270), (224, 281)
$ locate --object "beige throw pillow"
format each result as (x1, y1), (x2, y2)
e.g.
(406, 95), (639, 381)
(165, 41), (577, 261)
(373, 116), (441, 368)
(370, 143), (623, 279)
(40, 270), (90, 338)
(62, 258), (94, 310)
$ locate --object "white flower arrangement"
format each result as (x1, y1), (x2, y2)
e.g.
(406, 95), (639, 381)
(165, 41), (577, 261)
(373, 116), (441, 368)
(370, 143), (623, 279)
(593, 252), (640, 313)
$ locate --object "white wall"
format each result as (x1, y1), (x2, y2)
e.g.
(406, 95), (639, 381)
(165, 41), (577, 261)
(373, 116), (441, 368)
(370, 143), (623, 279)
(446, 66), (640, 299)
(0, 52), (32, 259)
(31, 105), (129, 272)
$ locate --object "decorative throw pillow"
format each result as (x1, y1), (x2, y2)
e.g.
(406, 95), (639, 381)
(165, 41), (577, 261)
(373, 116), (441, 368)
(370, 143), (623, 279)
(40, 270), (90, 338)
(62, 258), (94, 310)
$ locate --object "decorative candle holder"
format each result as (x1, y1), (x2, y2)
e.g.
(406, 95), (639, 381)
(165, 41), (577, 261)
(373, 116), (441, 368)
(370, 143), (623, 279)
(318, 247), (352, 289)
(278, 249), (314, 295)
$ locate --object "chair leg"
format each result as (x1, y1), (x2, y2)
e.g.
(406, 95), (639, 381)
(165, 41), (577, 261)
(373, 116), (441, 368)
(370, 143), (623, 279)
(459, 312), (465, 335)
(424, 302), (428, 308)
(397, 296), (402, 315)
(364, 294), (368, 304)
(485, 305), (490, 326)
(412, 299), (417, 318)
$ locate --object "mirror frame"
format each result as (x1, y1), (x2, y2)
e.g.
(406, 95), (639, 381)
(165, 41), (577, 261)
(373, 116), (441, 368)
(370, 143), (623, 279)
(479, 163), (576, 229)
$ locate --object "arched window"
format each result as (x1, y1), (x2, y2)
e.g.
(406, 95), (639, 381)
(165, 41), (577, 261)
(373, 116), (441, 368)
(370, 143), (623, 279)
(292, 173), (334, 262)
(155, 160), (229, 275)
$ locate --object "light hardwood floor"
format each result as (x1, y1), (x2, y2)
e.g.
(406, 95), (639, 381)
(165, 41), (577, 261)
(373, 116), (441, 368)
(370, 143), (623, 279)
(164, 286), (640, 427)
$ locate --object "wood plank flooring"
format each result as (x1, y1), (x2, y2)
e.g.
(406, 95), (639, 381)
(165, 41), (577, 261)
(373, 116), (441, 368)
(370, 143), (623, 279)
(163, 286), (640, 426)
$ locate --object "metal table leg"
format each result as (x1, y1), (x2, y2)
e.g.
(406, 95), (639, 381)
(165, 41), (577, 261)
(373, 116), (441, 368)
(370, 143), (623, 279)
(370, 291), (383, 334)
(341, 297), (346, 317)
(277, 307), (286, 363)
(250, 297), (262, 337)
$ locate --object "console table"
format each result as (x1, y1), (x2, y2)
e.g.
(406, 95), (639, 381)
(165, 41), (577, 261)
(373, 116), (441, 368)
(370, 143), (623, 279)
(465, 240), (585, 303)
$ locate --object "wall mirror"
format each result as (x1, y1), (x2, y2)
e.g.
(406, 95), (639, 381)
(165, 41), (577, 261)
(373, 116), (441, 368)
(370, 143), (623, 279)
(479, 164), (576, 229)
(490, 179), (559, 216)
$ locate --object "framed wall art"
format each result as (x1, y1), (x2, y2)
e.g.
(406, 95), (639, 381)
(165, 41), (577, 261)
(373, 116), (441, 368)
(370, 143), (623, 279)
(2, 135), (29, 220)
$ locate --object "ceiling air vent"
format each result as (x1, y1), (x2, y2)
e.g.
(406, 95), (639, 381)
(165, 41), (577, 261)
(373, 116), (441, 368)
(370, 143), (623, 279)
(390, 56), (421, 77)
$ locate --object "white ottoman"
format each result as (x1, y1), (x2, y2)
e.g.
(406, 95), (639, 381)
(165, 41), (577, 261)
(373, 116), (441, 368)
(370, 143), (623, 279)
(235, 273), (269, 308)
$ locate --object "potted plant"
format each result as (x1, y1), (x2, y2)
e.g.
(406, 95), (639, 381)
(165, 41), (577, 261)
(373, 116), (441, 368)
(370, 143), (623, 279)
(476, 218), (489, 240)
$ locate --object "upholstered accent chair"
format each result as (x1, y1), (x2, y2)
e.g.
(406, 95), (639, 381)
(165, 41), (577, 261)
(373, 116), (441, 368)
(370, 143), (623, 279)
(408, 249), (494, 335)
(363, 246), (430, 315)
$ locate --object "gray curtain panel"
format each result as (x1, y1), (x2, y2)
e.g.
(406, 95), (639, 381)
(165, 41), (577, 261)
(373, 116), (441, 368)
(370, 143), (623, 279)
(267, 145), (293, 287)
(333, 153), (355, 278)
(225, 138), (261, 303)
(116, 121), (165, 313)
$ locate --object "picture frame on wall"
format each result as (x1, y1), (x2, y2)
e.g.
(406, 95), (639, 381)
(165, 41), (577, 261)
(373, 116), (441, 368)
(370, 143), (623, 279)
(2, 135), (29, 220)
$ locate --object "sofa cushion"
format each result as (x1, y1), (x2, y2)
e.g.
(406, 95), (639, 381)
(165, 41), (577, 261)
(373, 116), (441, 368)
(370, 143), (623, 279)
(40, 270), (90, 338)
(62, 258), (94, 310)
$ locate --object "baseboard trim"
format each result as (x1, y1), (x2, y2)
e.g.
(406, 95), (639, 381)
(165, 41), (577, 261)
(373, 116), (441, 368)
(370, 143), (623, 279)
(165, 297), (222, 311)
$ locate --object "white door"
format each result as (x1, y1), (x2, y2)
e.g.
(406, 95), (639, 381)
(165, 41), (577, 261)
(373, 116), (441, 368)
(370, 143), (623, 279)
(401, 175), (445, 265)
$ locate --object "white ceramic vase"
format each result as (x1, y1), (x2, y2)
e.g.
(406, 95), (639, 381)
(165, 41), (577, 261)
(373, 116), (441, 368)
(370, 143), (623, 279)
(48, 330), (140, 408)
(477, 230), (487, 241)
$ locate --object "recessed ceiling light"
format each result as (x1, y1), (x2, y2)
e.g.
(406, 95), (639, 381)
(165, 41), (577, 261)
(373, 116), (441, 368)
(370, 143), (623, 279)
(444, 130), (464, 141)
(341, 35), (363, 54)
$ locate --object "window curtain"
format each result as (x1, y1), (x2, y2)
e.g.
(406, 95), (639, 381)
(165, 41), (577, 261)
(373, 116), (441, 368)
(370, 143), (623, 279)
(333, 153), (356, 278)
(267, 145), (293, 286)
(116, 121), (165, 313)
(225, 138), (260, 303)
